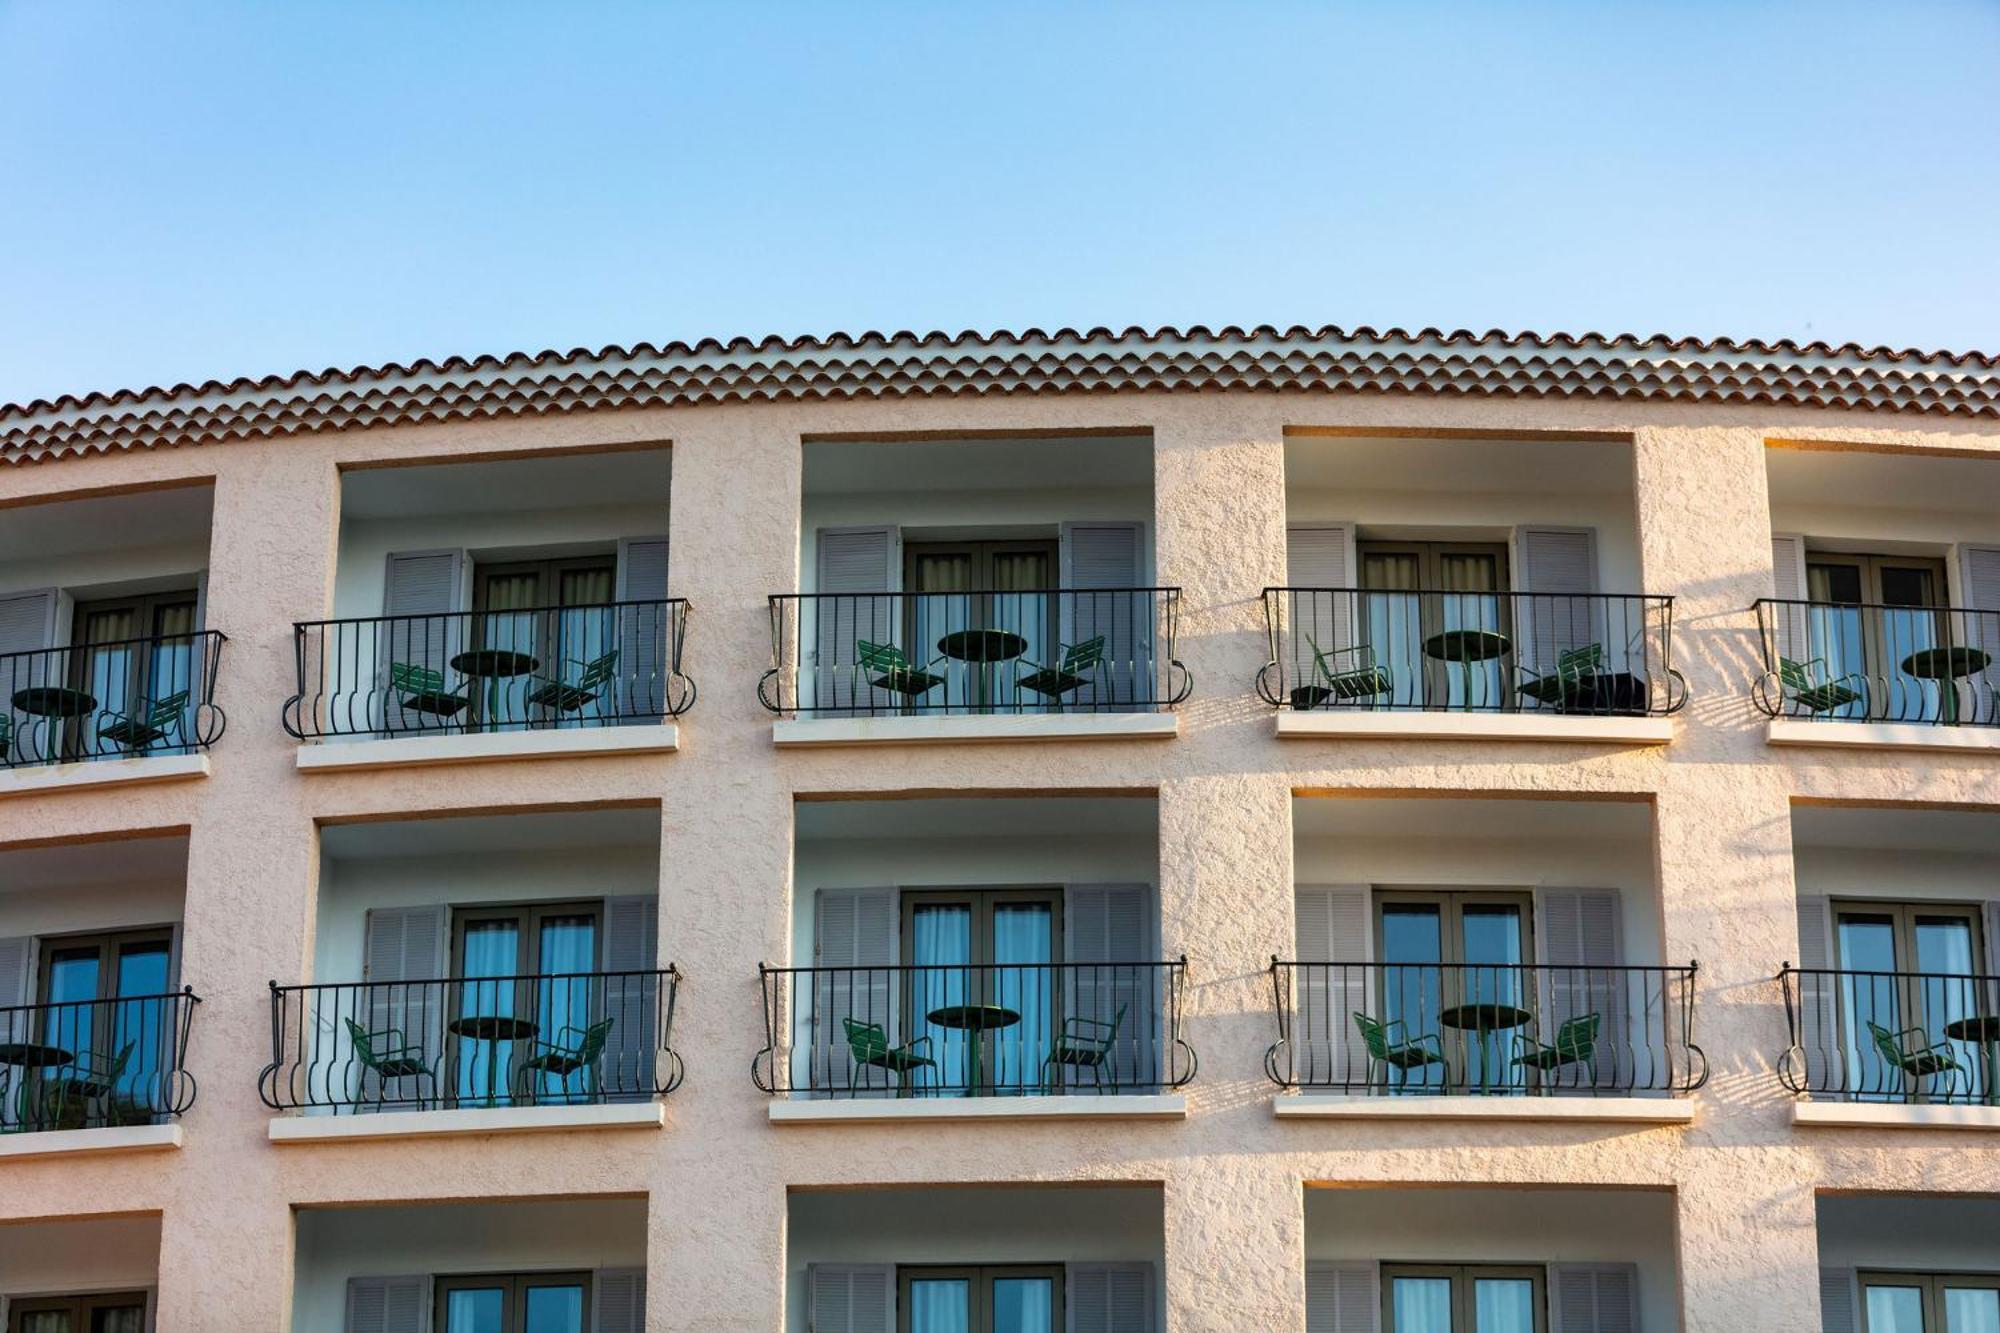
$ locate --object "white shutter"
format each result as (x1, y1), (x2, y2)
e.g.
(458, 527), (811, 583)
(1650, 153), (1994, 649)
(1066, 1262), (1153, 1333)
(1306, 1262), (1379, 1333)
(809, 1264), (893, 1333)
(814, 527), (899, 714)
(0, 589), (61, 751)
(1294, 887), (1371, 1088)
(1516, 527), (1600, 678)
(601, 895), (660, 1102)
(615, 536), (672, 724)
(1818, 1268), (1857, 1333)
(1286, 526), (1358, 698)
(1985, 901), (2000, 1027)
(1770, 535), (1811, 667)
(0, 935), (37, 1050)
(359, 905), (448, 1109)
(381, 550), (469, 733)
(346, 1275), (430, 1333)
(1064, 885), (1157, 1090)
(1534, 890), (1626, 1089)
(1061, 522), (1147, 708)
(812, 887), (898, 1095)
(1956, 545), (2000, 721)
(1794, 897), (1836, 1096)
(593, 1268), (645, 1333)
(1551, 1263), (1638, 1333)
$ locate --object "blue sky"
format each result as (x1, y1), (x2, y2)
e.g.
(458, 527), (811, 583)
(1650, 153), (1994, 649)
(2, 2), (1996, 405)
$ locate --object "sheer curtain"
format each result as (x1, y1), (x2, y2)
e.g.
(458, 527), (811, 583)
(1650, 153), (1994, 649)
(1864, 1285), (1927, 1333)
(992, 552), (1052, 715)
(1472, 1279), (1536, 1333)
(1363, 553), (1423, 710)
(908, 1278), (971, 1333)
(1391, 1277), (1452, 1333)
(1947, 1287), (2000, 1333)
(458, 922), (519, 1104)
(991, 904), (1052, 1093)
(911, 905), (972, 1094)
(992, 1277), (1054, 1333)
(535, 915), (598, 1101)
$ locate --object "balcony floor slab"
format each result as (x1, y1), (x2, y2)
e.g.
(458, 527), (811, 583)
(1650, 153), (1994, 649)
(0, 752), (209, 799)
(0, 1122), (184, 1160)
(772, 713), (1178, 747)
(1272, 1094), (1693, 1124)
(1792, 1100), (2000, 1131)
(268, 1100), (666, 1143)
(1274, 712), (1674, 744)
(768, 1094), (1186, 1124)
(1765, 718), (2000, 753)
(295, 723), (678, 771)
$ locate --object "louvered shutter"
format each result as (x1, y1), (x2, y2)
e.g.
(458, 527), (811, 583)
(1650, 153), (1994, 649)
(809, 1264), (893, 1333)
(381, 551), (468, 734)
(615, 537), (671, 724)
(1985, 902), (2000, 1036)
(360, 905), (448, 1110)
(1286, 527), (1358, 705)
(346, 1275), (430, 1333)
(1306, 1262), (1379, 1333)
(0, 589), (61, 761)
(1064, 885), (1156, 1091)
(600, 896), (659, 1102)
(1958, 545), (2000, 723)
(1534, 890), (1626, 1090)
(1061, 522), (1146, 709)
(0, 936), (36, 1070)
(1294, 887), (1371, 1089)
(1794, 897), (1837, 1097)
(812, 888), (898, 1096)
(1818, 1268), (1857, 1333)
(1516, 527), (1600, 684)
(593, 1268), (645, 1333)
(1067, 1262), (1154, 1333)
(1551, 1264), (1637, 1333)
(1770, 535), (1811, 667)
(814, 527), (899, 714)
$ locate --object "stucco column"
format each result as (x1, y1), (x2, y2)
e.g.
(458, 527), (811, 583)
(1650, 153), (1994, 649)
(156, 443), (340, 1330)
(647, 410), (802, 1331)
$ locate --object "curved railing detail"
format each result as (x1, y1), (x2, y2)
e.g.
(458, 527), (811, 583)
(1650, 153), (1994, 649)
(0, 987), (202, 1131)
(0, 632), (227, 768)
(1779, 963), (2000, 1104)
(1752, 598), (2000, 727)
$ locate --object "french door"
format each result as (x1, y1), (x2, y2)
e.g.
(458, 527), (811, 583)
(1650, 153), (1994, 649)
(36, 928), (174, 1126)
(1381, 1264), (1546, 1333)
(68, 590), (200, 755)
(450, 902), (602, 1106)
(6, 1291), (148, 1333)
(1376, 890), (1534, 1093)
(1358, 542), (1511, 710)
(900, 1265), (1063, 1333)
(1805, 554), (1949, 721)
(901, 888), (1061, 1095)
(904, 540), (1058, 711)
(1860, 1272), (2000, 1332)
(436, 1272), (590, 1333)
(1834, 900), (1986, 1101)
(470, 557), (617, 728)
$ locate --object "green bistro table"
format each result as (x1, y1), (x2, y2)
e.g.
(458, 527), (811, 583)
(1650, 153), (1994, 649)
(450, 649), (540, 731)
(1900, 646), (1992, 726)
(447, 1015), (538, 1107)
(1422, 630), (1512, 713)
(0, 1040), (75, 1129)
(9, 686), (97, 765)
(1944, 1014), (2000, 1106)
(926, 1003), (1021, 1095)
(1439, 1002), (1534, 1094)
(937, 629), (1029, 711)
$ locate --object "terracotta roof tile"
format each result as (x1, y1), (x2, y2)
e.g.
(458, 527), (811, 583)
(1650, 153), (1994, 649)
(3, 324), (1995, 464)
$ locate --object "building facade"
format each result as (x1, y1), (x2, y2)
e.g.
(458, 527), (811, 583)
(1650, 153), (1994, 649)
(0, 325), (1997, 1332)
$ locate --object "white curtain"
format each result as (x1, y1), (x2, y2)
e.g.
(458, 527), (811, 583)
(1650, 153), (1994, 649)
(909, 1278), (971, 1333)
(1391, 1277), (1452, 1333)
(911, 905), (971, 1094)
(1472, 1278), (1536, 1333)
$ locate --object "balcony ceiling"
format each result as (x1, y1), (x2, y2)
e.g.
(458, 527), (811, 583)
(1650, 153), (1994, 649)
(0, 833), (187, 897)
(1767, 446), (2000, 516)
(796, 795), (1157, 841)
(803, 436), (1151, 495)
(1284, 435), (1632, 496)
(319, 806), (659, 860)
(341, 448), (670, 520)
(1793, 804), (2000, 853)
(0, 483), (211, 565)
(1293, 796), (1649, 842)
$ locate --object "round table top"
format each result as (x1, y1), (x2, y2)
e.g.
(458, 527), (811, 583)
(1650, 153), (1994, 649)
(0, 1041), (75, 1069)
(1423, 630), (1512, 664)
(1439, 1002), (1534, 1033)
(926, 1003), (1022, 1033)
(936, 629), (1029, 664)
(9, 686), (98, 719)
(447, 1015), (539, 1043)
(451, 649), (541, 679)
(1944, 1015), (2000, 1044)
(1901, 646), (1993, 681)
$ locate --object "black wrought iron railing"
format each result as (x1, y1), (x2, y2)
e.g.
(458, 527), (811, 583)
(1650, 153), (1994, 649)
(758, 588), (1190, 718)
(1265, 960), (1706, 1096)
(1780, 964), (2000, 1104)
(283, 600), (692, 740)
(258, 969), (683, 1113)
(1753, 599), (2000, 726)
(0, 988), (201, 1133)
(0, 632), (227, 768)
(1256, 588), (1686, 715)
(753, 959), (1195, 1097)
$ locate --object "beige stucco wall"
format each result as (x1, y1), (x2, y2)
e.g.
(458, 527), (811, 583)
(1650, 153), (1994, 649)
(1, 387), (1999, 1331)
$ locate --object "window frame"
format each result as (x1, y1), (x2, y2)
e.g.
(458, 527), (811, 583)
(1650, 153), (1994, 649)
(433, 1270), (593, 1333)
(65, 588), (201, 754)
(5, 1290), (150, 1332)
(898, 886), (1064, 1091)
(1379, 1262), (1548, 1333)
(895, 1263), (1066, 1333)
(1356, 539), (1514, 705)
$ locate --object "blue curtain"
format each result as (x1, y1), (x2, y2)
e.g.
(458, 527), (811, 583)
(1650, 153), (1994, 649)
(114, 943), (171, 1110)
(534, 915), (598, 1101)
(458, 922), (518, 1104)
(446, 1288), (506, 1333)
(1391, 1277), (1452, 1333)
(908, 1279), (970, 1333)
(523, 1283), (587, 1333)
(991, 905), (1053, 1094)
(992, 1277), (1054, 1333)
(1865, 1286), (1927, 1333)
(1947, 1287), (2000, 1333)
(911, 905), (971, 1094)
(1472, 1279), (1535, 1333)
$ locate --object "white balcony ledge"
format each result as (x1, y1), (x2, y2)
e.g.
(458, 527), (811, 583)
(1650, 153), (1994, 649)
(0, 1122), (183, 1160)
(1792, 1100), (2000, 1131)
(1275, 712), (1673, 745)
(0, 752), (210, 799)
(768, 1094), (1186, 1124)
(295, 723), (678, 772)
(1272, 1094), (1693, 1124)
(772, 713), (1178, 748)
(1765, 719), (2000, 754)
(268, 1100), (665, 1143)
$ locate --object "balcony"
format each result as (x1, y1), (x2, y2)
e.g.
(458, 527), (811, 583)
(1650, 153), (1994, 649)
(283, 600), (692, 760)
(1754, 598), (2000, 746)
(259, 968), (683, 1119)
(1258, 588), (1683, 740)
(755, 959), (1193, 1109)
(1267, 960), (1705, 1099)
(1, 630), (226, 771)
(0, 987), (201, 1136)
(1780, 964), (2000, 1110)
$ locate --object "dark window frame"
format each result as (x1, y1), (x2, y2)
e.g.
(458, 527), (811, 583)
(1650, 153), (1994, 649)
(433, 1270), (593, 1333)
(1857, 1270), (2000, 1333)
(1379, 1262), (1548, 1333)
(6, 1290), (150, 1332)
(895, 1263), (1065, 1333)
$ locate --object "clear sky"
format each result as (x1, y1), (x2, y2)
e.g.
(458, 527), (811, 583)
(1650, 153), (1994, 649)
(2, 2), (1996, 407)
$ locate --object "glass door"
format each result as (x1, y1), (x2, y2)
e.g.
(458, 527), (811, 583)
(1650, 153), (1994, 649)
(7, 1293), (148, 1333)
(1835, 901), (1985, 1101)
(68, 591), (199, 758)
(471, 558), (617, 729)
(436, 1273), (589, 1333)
(1806, 554), (1948, 721)
(1382, 1265), (1546, 1333)
(450, 902), (601, 1106)
(1359, 542), (1511, 710)
(35, 930), (173, 1129)
(902, 889), (1060, 1095)
(905, 540), (1057, 712)
(1862, 1273), (2000, 1332)
(900, 1266), (1061, 1333)
(1376, 891), (1533, 1093)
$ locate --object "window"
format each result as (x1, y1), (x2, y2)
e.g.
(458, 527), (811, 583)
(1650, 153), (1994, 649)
(471, 556), (618, 728)
(68, 590), (200, 753)
(1805, 552), (1951, 721)
(1376, 890), (1534, 1093)
(898, 1265), (1063, 1333)
(450, 902), (601, 1106)
(904, 538), (1060, 711)
(37, 928), (175, 1123)
(1835, 900), (1987, 1101)
(1358, 541), (1512, 709)
(435, 1272), (590, 1333)
(901, 889), (1061, 1094)
(1859, 1271), (2000, 1332)
(1381, 1264), (1546, 1333)
(6, 1291), (148, 1333)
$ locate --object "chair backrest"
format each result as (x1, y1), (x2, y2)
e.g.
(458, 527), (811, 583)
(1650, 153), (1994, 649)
(856, 640), (910, 673)
(1865, 1021), (1907, 1067)
(576, 650), (621, 688)
(346, 1018), (386, 1070)
(576, 1016), (616, 1064)
(842, 1017), (890, 1061)
(147, 691), (191, 724)
(1778, 657), (1813, 690)
(391, 662), (445, 693)
(1554, 1013), (1601, 1057)
(1351, 1011), (1390, 1060)
(1061, 636), (1107, 672)
(1556, 644), (1605, 676)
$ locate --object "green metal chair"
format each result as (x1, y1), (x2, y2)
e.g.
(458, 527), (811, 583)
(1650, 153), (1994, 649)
(388, 662), (469, 719)
(1867, 1020), (1967, 1103)
(1779, 656), (1865, 714)
(526, 650), (622, 714)
(1041, 1003), (1128, 1094)
(841, 1017), (934, 1095)
(54, 1040), (136, 1127)
(95, 690), (189, 751)
(0, 713), (12, 762)
(1300, 635), (1393, 706)
(1512, 1013), (1600, 1093)
(856, 640), (946, 698)
(1352, 1011), (1450, 1089)
(515, 1017), (615, 1104)
(1016, 635), (1107, 707)
(345, 1018), (436, 1111)
(1517, 643), (1606, 710)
